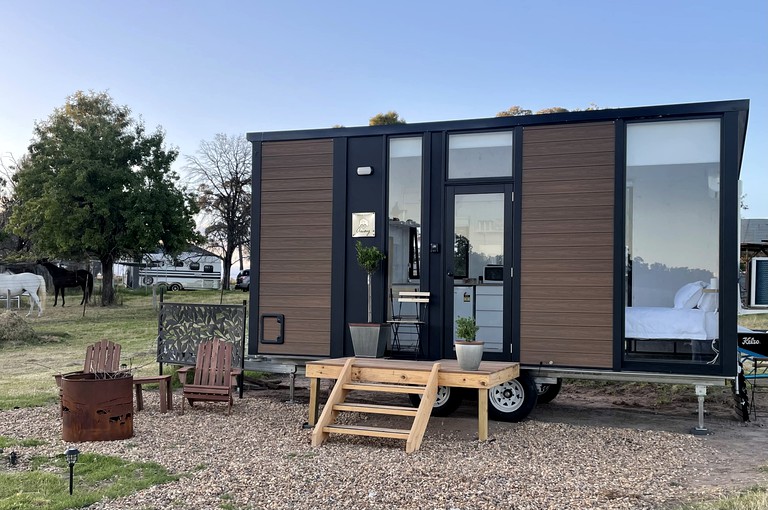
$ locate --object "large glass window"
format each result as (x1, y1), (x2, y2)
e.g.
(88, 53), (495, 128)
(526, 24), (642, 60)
(448, 132), (513, 179)
(625, 119), (721, 365)
(452, 192), (505, 353)
(388, 137), (422, 286)
(387, 137), (423, 353)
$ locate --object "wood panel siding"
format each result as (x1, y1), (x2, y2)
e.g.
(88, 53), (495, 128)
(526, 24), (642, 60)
(519, 123), (615, 368)
(258, 139), (334, 356)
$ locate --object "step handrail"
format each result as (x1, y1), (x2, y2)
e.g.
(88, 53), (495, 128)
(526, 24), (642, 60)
(311, 357), (355, 447)
(407, 362), (440, 453)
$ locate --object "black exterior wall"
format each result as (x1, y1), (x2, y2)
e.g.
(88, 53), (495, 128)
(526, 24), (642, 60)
(247, 140), (262, 356)
(425, 131), (446, 361)
(329, 137), (348, 358)
(343, 136), (388, 356)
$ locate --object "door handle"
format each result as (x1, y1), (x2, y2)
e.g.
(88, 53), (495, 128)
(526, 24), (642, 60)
(447, 272), (454, 277)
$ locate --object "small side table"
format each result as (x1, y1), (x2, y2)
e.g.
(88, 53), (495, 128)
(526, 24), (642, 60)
(133, 375), (173, 413)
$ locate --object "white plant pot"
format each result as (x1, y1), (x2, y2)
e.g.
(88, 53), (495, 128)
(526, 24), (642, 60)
(455, 341), (485, 371)
(349, 323), (390, 358)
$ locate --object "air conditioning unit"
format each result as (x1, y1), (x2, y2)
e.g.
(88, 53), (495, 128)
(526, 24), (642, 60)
(750, 257), (768, 307)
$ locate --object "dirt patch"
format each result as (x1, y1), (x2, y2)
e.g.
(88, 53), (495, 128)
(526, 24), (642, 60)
(534, 381), (768, 490)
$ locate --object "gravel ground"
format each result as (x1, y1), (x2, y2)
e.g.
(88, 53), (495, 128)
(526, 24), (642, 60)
(0, 386), (742, 510)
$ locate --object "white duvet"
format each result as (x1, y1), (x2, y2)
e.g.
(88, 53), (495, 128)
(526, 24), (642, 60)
(625, 307), (719, 340)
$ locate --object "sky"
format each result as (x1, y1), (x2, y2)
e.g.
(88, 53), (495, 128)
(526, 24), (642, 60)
(1, 0), (766, 216)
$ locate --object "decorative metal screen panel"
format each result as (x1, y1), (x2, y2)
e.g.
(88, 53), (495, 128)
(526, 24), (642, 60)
(156, 302), (246, 369)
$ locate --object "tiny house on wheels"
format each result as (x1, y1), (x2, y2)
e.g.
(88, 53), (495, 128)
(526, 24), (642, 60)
(246, 100), (750, 423)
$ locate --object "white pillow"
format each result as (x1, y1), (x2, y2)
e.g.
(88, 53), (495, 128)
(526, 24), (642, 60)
(673, 281), (706, 309)
(697, 291), (718, 312)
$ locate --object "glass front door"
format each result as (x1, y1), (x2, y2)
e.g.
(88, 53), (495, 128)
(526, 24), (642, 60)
(445, 185), (513, 359)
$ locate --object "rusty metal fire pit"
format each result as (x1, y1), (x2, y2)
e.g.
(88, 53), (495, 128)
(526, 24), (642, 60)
(60, 371), (133, 442)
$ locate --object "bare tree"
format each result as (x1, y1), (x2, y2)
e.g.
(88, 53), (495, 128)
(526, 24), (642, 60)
(185, 134), (252, 290)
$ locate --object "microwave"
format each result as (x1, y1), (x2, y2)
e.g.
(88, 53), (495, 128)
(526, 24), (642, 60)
(483, 265), (504, 283)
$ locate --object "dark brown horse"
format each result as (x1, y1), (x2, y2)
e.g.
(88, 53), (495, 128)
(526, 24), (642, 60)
(37, 260), (94, 306)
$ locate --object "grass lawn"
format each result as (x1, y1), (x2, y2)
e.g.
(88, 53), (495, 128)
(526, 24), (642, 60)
(0, 287), (248, 410)
(0, 451), (177, 510)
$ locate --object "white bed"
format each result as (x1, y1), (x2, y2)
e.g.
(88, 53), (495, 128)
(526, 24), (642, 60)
(625, 306), (719, 340)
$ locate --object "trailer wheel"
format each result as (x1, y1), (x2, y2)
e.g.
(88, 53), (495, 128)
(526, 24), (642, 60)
(168, 283), (182, 291)
(536, 378), (563, 404)
(143, 276), (153, 285)
(488, 373), (538, 422)
(408, 386), (463, 416)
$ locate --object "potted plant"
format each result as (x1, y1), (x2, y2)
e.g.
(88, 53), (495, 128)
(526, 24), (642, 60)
(454, 316), (484, 370)
(348, 240), (389, 357)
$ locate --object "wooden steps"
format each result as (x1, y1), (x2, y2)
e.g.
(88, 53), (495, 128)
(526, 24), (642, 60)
(342, 382), (425, 394)
(323, 424), (411, 440)
(333, 402), (418, 416)
(311, 357), (440, 453)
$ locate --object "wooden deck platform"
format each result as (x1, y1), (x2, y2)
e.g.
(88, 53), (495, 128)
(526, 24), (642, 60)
(306, 357), (519, 443)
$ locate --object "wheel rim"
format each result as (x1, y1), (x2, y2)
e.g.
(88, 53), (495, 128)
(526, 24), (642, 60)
(489, 380), (525, 413)
(434, 386), (451, 408)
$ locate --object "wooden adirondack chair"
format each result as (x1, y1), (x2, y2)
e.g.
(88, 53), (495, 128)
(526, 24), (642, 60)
(54, 339), (122, 387)
(83, 339), (122, 373)
(53, 339), (122, 415)
(177, 338), (240, 415)
(54, 339), (173, 414)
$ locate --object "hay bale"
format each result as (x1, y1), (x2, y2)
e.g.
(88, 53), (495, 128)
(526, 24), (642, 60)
(0, 310), (41, 346)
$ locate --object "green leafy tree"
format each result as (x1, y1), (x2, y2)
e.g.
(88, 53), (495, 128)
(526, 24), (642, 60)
(9, 90), (200, 305)
(185, 133), (252, 290)
(496, 106), (533, 117)
(369, 111), (406, 126)
(535, 107), (569, 114)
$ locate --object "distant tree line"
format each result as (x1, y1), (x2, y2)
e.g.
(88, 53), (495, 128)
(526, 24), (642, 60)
(358, 104), (601, 128)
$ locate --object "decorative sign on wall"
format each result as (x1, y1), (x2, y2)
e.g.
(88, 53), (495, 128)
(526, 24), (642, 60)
(352, 212), (375, 238)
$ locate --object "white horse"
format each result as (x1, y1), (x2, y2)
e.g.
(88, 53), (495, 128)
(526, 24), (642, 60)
(0, 273), (47, 317)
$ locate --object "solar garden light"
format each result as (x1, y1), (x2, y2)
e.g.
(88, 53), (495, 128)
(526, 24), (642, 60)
(64, 447), (80, 495)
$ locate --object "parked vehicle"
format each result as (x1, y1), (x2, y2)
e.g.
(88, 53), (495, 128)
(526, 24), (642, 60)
(235, 269), (250, 291)
(136, 248), (222, 291)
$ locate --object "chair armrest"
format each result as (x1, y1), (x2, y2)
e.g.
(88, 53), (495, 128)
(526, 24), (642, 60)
(177, 366), (193, 385)
(230, 368), (242, 388)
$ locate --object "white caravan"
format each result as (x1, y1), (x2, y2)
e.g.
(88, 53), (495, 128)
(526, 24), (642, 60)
(138, 250), (222, 291)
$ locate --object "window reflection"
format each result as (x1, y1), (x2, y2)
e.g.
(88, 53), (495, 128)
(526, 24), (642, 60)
(454, 193), (504, 279)
(388, 138), (422, 286)
(448, 132), (513, 179)
(388, 137), (423, 354)
(625, 119), (720, 365)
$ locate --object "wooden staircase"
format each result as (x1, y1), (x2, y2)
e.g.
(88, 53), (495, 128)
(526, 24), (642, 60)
(311, 357), (440, 453)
